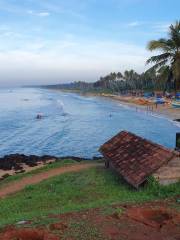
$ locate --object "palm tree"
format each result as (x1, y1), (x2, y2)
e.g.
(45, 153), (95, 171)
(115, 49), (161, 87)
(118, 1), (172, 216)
(147, 21), (180, 92)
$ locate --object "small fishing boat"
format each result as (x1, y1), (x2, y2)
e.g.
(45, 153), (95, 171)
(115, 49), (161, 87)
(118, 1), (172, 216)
(172, 101), (180, 108)
(176, 93), (180, 99)
(154, 98), (165, 104)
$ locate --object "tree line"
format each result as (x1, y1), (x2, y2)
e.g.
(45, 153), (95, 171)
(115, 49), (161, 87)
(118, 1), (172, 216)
(47, 68), (175, 94)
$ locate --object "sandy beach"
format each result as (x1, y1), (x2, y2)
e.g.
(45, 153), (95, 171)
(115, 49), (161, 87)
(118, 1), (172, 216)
(98, 93), (180, 120)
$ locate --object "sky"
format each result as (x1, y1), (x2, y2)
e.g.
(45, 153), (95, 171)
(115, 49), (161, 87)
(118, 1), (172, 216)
(0, 0), (179, 86)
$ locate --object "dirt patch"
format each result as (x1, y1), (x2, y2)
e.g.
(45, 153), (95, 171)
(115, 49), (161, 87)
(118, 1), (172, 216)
(127, 207), (174, 228)
(0, 200), (179, 240)
(0, 227), (59, 240)
(46, 200), (180, 240)
(49, 222), (68, 232)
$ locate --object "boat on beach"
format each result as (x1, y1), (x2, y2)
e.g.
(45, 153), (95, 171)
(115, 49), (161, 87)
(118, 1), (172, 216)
(154, 98), (166, 104)
(172, 100), (180, 108)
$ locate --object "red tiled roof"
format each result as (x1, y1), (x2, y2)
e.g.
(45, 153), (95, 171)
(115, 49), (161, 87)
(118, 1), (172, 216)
(100, 131), (175, 188)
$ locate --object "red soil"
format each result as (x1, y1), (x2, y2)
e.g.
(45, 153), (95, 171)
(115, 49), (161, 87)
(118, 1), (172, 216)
(105, 204), (180, 240)
(0, 201), (180, 240)
(0, 163), (100, 198)
(0, 227), (59, 240)
(127, 207), (175, 228)
(49, 222), (68, 232)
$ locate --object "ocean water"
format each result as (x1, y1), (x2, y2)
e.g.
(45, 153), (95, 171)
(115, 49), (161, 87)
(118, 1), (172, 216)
(0, 88), (179, 158)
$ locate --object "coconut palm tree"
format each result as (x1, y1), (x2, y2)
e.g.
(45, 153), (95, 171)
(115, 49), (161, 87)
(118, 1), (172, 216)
(147, 21), (180, 92)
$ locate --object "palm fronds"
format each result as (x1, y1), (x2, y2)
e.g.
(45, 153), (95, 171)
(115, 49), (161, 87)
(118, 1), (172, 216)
(147, 21), (180, 90)
(146, 53), (173, 65)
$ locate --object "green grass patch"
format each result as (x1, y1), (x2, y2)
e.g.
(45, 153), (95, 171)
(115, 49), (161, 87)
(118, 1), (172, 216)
(0, 166), (179, 226)
(62, 220), (105, 240)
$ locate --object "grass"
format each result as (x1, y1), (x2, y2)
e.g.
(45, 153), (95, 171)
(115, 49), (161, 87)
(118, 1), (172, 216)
(62, 220), (105, 240)
(0, 164), (179, 226)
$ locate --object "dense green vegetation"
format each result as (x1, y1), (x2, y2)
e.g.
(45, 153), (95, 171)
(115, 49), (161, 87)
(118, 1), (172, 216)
(46, 21), (180, 94)
(0, 164), (179, 226)
(45, 68), (170, 94)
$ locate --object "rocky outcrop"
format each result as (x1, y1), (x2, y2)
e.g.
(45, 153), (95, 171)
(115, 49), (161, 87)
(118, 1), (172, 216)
(0, 154), (58, 171)
(0, 154), (102, 171)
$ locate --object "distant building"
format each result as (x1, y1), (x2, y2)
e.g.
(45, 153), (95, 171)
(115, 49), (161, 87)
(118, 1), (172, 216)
(100, 131), (180, 188)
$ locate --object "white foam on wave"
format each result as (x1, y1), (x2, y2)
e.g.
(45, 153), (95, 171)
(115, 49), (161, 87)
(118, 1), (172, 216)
(136, 110), (180, 128)
(141, 110), (180, 128)
(56, 100), (70, 116)
(117, 102), (180, 128)
(72, 94), (97, 103)
(57, 100), (65, 108)
(117, 102), (132, 110)
(170, 120), (180, 128)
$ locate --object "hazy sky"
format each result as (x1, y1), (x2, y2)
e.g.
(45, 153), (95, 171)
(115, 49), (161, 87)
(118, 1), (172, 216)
(0, 0), (179, 86)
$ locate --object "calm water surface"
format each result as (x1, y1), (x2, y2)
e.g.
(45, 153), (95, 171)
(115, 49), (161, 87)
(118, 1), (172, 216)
(0, 88), (179, 158)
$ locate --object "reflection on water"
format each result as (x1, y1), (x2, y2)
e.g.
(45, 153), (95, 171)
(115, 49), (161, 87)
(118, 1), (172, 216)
(0, 88), (179, 158)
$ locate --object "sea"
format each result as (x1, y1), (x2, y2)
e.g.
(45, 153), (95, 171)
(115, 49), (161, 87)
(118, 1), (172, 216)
(0, 87), (179, 158)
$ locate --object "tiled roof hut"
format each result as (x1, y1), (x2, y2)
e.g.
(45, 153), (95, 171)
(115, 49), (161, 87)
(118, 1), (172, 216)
(100, 131), (179, 188)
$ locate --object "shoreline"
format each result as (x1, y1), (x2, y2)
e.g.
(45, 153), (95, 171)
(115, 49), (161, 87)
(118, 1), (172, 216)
(51, 89), (180, 121)
(99, 94), (180, 121)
